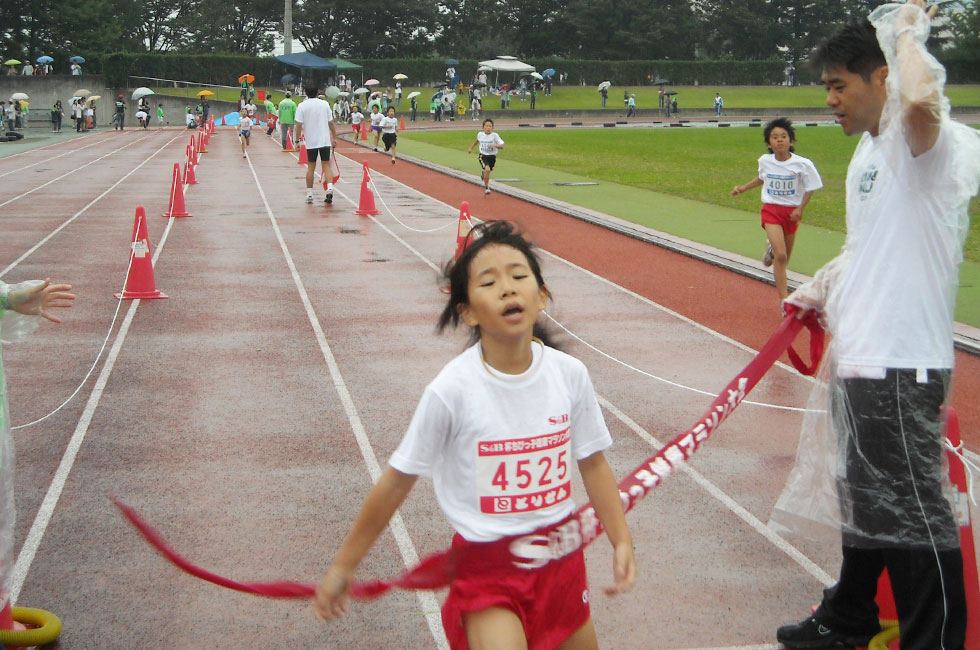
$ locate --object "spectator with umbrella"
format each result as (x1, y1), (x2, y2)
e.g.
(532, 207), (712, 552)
(69, 56), (84, 76)
(598, 81), (610, 107)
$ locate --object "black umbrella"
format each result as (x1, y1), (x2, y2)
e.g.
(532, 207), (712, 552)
(654, 78), (670, 85)
(281, 73), (298, 83)
(472, 82), (487, 88)
(664, 90), (678, 95)
(445, 58), (459, 66)
(434, 81), (448, 88)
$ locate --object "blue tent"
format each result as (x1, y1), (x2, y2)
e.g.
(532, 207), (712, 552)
(274, 52), (338, 71)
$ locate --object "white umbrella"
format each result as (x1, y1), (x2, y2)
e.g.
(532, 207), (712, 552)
(132, 87), (155, 100)
(10, 92), (28, 100)
(353, 87), (369, 95)
(392, 73), (408, 80)
(447, 92), (456, 102)
(407, 91), (421, 99)
(87, 94), (102, 101)
(73, 88), (93, 97)
(598, 81), (612, 90)
(530, 72), (543, 80)
(324, 85), (341, 99)
(338, 91), (350, 97)
(365, 78), (380, 86)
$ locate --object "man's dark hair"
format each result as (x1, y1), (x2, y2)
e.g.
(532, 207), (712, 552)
(305, 85), (318, 99)
(809, 18), (886, 81)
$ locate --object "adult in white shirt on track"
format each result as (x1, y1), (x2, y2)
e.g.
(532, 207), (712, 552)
(294, 85), (338, 205)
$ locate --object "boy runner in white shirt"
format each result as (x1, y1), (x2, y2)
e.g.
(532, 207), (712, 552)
(468, 118), (505, 195)
(379, 107), (398, 165)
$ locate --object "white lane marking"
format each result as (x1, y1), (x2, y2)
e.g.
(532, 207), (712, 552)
(244, 154), (449, 649)
(0, 135), (181, 279)
(0, 134), (152, 211)
(0, 137), (110, 179)
(9, 170), (182, 604)
(331, 179), (837, 589)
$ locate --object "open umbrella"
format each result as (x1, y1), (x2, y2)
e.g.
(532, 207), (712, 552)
(445, 59), (459, 66)
(36, 55), (53, 64)
(543, 68), (556, 77)
(664, 90), (678, 96)
(196, 90), (215, 97)
(353, 87), (369, 95)
(69, 56), (85, 64)
(472, 82), (487, 88)
(10, 92), (28, 101)
(392, 73), (408, 80)
(324, 85), (341, 99)
(364, 78), (380, 86)
(407, 91), (421, 99)
(530, 72), (543, 80)
(238, 73), (255, 84)
(369, 91), (381, 99)
(477, 66), (492, 72)
(74, 88), (93, 97)
(4, 59), (21, 66)
(431, 91), (444, 100)
(132, 87), (154, 100)
(338, 91), (350, 97)
(598, 81), (612, 91)
(87, 95), (101, 101)
(653, 78), (670, 85)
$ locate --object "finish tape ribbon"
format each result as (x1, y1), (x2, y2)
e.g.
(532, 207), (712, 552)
(114, 307), (823, 600)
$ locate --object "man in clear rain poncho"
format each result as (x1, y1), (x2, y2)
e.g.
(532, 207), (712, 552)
(769, 2), (980, 648)
(0, 280), (74, 621)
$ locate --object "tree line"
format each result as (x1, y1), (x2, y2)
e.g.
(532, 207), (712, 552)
(2, 0), (976, 69)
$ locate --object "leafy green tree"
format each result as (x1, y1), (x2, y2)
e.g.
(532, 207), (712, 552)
(945, 1), (980, 54)
(434, 0), (515, 58)
(694, 0), (785, 59)
(563, 0), (697, 59)
(295, 0), (437, 58)
(185, 0), (280, 54)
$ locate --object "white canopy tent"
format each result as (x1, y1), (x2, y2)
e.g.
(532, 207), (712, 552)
(476, 56), (536, 102)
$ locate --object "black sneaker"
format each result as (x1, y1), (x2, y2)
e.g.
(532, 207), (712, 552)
(324, 190), (333, 204)
(776, 615), (879, 649)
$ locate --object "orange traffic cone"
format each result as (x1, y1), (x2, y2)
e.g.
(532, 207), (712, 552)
(188, 136), (199, 165)
(162, 162), (191, 218)
(284, 129), (296, 152)
(354, 162), (379, 216)
(116, 205), (168, 300)
(297, 140), (308, 165)
(454, 202), (473, 260)
(221, 114), (226, 126)
(360, 121), (369, 140)
(197, 129), (208, 153)
(399, 115), (406, 131)
(183, 158), (197, 185)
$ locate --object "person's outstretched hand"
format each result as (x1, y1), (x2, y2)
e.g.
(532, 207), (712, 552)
(10, 279), (75, 323)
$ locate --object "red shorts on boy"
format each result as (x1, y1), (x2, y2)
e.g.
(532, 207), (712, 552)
(760, 203), (801, 235)
(441, 532), (591, 650)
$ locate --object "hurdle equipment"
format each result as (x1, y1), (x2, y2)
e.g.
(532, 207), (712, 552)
(116, 205), (168, 300)
(162, 163), (191, 218)
(354, 162), (379, 216)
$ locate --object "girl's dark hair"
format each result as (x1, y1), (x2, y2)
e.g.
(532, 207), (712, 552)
(809, 18), (886, 81)
(482, 118), (494, 127)
(437, 220), (558, 348)
(764, 117), (796, 153)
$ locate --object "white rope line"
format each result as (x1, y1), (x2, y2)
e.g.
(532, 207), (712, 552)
(368, 177), (457, 233)
(946, 437), (978, 506)
(12, 135), (186, 429)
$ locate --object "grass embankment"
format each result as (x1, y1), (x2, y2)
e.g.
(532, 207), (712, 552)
(397, 127), (979, 325)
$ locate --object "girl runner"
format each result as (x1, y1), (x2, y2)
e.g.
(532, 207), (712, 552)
(731, 117), (822, 303)
(379, 106), (398, 164)
(368, 104), (383, 151)
(467, 118), (504, 195)
(238, 109), (252, 158)
(313, 220), (636, 649)
(350, 105), (364, 141)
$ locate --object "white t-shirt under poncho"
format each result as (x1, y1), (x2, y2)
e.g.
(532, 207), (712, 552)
(390, 341), (612, 542)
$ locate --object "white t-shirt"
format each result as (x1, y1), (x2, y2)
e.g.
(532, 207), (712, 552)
(390, 342), (612, 542)
(380, 116), (397, 133)
(369, 111), (383, 127)
(240, 116), (252, 132)
(828, 124), (966, 371)
(294, 97), (333, 149)
(351, 111), (364, 125)
(757, 153), (823, 207)
(244, 102), (256, 116)
(477, 131), (504, 156)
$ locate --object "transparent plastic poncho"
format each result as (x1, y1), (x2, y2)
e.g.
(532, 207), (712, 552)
(770, 4), (980, 548)
(1, 281), (43, 612)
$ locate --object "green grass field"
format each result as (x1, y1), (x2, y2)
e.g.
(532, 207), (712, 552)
(158, 84), (980, 111)
(396, 125), (980, 325)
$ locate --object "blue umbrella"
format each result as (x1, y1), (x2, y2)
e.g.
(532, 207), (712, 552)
(69, 56), (85, 63)
(543, 68), (556, 77)
(36, 55), (54, 64)
(445, 58), (459, 66)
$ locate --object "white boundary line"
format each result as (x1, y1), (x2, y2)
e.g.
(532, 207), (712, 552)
(243, 151), (449, 649)
(0, 135), (179, 279)
(0, 136), (110, 179)
(8, 136), (186, 601)
(0, 133), (151, 211)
